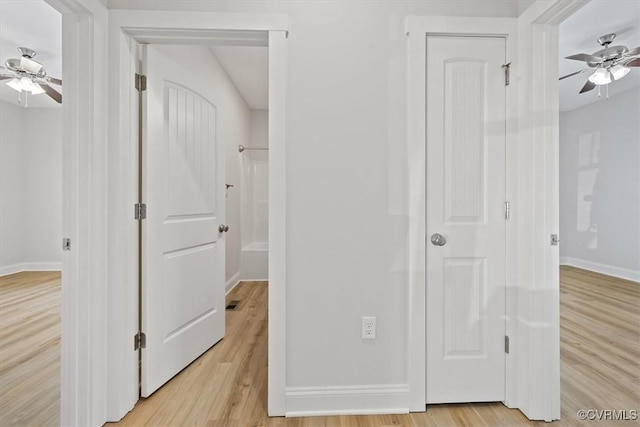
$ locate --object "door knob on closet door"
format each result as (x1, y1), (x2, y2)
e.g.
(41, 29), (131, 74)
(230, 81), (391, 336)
(430, 233), (446, 246)
(219, 224), (229, 233)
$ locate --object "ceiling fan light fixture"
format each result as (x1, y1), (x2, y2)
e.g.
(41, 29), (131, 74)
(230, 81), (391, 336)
(610, 64), (630, 81)
(588, 68), (612, 85)
(6, 77), (45, 94)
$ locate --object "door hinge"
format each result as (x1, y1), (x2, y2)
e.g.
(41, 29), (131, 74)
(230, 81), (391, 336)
(502, 62), (511, 86)
(134, 331), (146, 350)
(135, 203), (147, 220)
(62, 238), (71, 251)
(504, 201), (511, 221)
(551, 234), (560, 246)
(505, 335), (510, 354)
(135, 73), (147, 91)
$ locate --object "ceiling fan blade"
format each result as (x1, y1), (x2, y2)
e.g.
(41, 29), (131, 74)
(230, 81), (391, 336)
(0, 75), (13, 81)
(559, 69), (587, 80)
(38, 83), (62, 103)
(566, 53), (603, 63)
(46, 76), (62, 86)
(579, 80), (596, 94)
(625, 46), (640, 57)
(625, 58), (640, 67)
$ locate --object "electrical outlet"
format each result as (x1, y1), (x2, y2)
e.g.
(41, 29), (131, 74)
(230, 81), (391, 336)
(362, 316), (376, 339)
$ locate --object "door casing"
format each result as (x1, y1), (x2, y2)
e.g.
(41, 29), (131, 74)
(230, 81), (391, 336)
(406, 16), (518, 413)
(105, 11), (289, 421)
(407, 1), (589, 420)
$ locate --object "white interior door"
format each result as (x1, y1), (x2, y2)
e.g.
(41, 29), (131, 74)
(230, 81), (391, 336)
(426, 36), (507, 404)
(142, 45), (226, 397)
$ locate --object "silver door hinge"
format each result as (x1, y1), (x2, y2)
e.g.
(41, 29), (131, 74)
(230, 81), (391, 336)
(505, 335), (510, 354)
(135, 73), (147, 91)
(504, 201), (511, 221)
(62, 238), (71, 251)
(551, 234), (560, 246)
(135, 203), (147, 220)
(134, 331), (146, 350)
(502, 62), (511, 86)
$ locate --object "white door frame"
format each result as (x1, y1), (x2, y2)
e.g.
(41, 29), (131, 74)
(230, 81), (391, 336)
(105, 11), (289, 421)
(513, 0), (588, 420)
(45, 0), (109, 425)
(406, 15), (518, 412)
(407, 0), (587, 421)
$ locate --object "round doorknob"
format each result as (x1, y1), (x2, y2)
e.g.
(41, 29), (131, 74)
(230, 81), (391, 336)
(219, 224), (229, 233)
(430, 233), (446, 246)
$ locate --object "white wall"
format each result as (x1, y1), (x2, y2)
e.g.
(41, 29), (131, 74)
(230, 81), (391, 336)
(0, 102), (62, 275)
(213, 51), (253, 288)
(560, 89), (640, 281)
(23, 108), (63, 267)
(0, 102), (25, 270)
(249, 109), (268, 149)
(107, 0), (525, 415)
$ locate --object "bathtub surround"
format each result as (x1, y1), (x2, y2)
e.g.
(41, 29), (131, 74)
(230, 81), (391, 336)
(559, 88), (640, 282)
(241, 110), (269, 281)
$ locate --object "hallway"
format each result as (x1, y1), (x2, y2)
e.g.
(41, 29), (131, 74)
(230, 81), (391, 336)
(1, 268), (638, 426)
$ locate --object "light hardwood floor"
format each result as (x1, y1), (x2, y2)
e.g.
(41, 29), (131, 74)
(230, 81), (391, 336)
(0, 271), (61, 427)
(1, 268), (638, 426)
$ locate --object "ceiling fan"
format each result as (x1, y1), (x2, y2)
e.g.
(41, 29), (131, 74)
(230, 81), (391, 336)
(0, 47), (62, 105)
(560, 33), (640, 94)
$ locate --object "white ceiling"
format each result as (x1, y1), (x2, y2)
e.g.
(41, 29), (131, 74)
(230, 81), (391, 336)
(4, 0), (635, 113)
(0, 1), (266, 111)
(210, 46), (268, 110)
(0, 0), (62, 108)
(559, 0), (640, 112)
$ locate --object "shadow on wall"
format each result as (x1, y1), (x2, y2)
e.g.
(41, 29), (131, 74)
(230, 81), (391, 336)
(576, 131), (599, 252)
(560, 89), (640, 274)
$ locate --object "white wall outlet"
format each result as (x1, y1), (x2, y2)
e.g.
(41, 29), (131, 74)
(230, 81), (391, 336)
(362, 316), (376, 339)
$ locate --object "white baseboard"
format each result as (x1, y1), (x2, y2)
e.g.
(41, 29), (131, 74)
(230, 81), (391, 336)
(0, 262), (62, 277)
(225, 272), (241, 295)
(560, 257), (640, 282)
(285, 384), (409, 417)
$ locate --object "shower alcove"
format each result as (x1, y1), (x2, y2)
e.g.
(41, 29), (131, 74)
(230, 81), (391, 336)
(240, 144), (268, 280)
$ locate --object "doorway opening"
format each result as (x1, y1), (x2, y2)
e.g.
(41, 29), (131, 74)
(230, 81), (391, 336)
(557, 1), (640, 283)
(135, 41), (270, 399)
(0, 1), (63, 425)
(557, 0), (640, 420)
(101, 17), (287, 420)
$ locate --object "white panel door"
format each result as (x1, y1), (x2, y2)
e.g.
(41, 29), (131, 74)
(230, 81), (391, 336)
(426, 36), (506, 403)
(142, 45), (226, 397)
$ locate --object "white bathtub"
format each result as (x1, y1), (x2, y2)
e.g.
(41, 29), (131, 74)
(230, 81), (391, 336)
(241, 242), (268, 280)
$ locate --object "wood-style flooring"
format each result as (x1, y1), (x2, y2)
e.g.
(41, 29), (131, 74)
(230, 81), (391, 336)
(1, 267), (638, 426)
(0, 271), (61, 427)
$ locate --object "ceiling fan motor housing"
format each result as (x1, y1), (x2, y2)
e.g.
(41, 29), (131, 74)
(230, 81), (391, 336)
(588, 45), (629, 67)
